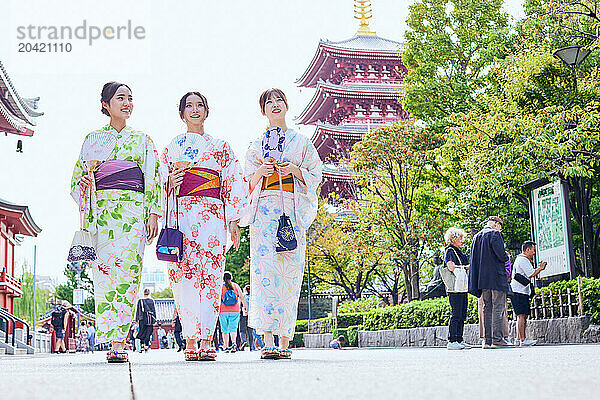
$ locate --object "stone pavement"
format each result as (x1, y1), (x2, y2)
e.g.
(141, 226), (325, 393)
(2, 345), (600, 400)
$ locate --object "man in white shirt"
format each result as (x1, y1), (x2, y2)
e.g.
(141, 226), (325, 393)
(510, 241), (547, 346)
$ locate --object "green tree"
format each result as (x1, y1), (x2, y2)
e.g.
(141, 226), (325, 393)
(401, 0), (511, 126)
(152, 287), (173, 298)
(307, 203), (383, 299)
(13, 263), (51, 324)
(225, 226), (250, 288)
(352, 121), (445, 302)
(56, 265), (95, 314)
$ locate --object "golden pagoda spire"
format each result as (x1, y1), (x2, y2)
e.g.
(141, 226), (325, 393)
(354, 0), (376, 36)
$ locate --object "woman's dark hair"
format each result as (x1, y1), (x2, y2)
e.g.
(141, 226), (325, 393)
(179, 91), (209, 119)
(244, 284), (250, 294)
(259, 88), (288, 113)
(100, 81), (131, 116)
(223, 271), (233, 290)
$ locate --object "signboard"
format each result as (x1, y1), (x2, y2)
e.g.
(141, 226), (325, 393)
(73, 289), (85, 305)
(531, 180), (572, 278)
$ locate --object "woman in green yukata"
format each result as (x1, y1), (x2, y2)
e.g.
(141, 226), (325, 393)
(71, 82), (162, 363)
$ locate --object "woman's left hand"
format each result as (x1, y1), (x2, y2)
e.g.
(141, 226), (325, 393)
(230, 220), (241, 250)
(277, 162), (299, 177)
(146, 214), (159, 243)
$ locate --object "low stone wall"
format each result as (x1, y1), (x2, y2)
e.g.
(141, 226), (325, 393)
(304, 333), (333, 348)
(303, 317), (595, 348)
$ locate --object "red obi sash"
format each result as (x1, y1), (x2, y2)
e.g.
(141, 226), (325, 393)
(95, 160), (144, 193)
(178, 167), (221, 199)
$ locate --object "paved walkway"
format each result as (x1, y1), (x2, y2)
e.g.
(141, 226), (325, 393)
(2, 345), (600, 399)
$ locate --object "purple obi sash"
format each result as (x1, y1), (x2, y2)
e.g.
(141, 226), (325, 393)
(95, 160), (144, 193)
(178, 167), (221, 200)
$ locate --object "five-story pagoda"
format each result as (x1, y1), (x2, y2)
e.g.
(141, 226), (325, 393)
(296, 0), (409, 200)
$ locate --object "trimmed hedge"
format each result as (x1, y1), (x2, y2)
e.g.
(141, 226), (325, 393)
(338, 297), (381, 314)
(296, 319), (309, 333)
(537, 278), (600, 324)
(337, 312), (364, 328)
(293, 278), (600, 338)
(290, 332), (304, 348)
(362, 296), (479, 331)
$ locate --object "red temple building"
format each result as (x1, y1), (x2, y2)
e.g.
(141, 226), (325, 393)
(0, 198), (41, 315)
(0, 60), (43, 138)
(296, 0), (409, 199)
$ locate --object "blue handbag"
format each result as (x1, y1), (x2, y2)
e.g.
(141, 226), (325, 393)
(156, 183), (184, 262)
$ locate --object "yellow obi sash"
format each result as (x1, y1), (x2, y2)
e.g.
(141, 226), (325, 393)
(262, 172), (294, 193)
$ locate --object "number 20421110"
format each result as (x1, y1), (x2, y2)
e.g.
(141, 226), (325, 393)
(18, 42), (72, 52)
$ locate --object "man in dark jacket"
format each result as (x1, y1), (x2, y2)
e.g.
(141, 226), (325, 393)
(469, 216), (512, 348)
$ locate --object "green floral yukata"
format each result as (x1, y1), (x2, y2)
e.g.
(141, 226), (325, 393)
(70, 125), (162, 344)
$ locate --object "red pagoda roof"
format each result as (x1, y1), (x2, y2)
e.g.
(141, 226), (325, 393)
(0, 198), (42, 237)
(0, 60), (43, 136)
(297, 34), (402, 88)
(322, 165), (355, 182)
(296, 81), (400, 125)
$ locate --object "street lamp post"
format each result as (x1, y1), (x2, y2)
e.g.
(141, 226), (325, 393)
(307, 257), (312, 323)
(553, 44), (593, 276)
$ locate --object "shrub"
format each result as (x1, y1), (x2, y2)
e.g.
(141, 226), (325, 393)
(337, 312), (364, 328)
(536, 278), (600, 324)
(362, 295), (479, 331)
(296, 319), (309, 333)
(290, 332), (304, 348)
(338, 297), (382, 314)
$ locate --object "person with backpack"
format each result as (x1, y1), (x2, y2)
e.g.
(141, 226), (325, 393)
(219, 271), (247, 352)
(51, 302), (69, 353)
(135, 288), (156, 352)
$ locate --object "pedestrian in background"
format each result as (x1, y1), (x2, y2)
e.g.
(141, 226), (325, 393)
(469, 216), (513, 348)
(511, 241), (547, 346)
(219, 271), (248, 352)
(136, 288), (156, 352)
(77, 321), (89, 353)
(87, 321), (95, 353)
(156, 323), (166, 349)
(442, 227), (471, 350)
(171, 306), (184, 352)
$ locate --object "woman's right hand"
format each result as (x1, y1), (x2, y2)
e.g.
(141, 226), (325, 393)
(79, 175), (93, 192)
(256, 161), (275, 179)
(168, 168), (186, 190)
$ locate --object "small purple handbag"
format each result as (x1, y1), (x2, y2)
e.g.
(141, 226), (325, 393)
(156, 183), (184, 262)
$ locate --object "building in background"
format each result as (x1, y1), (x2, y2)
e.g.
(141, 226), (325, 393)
(296, 0), (408, 200)
(0, 198), (41, 315)
(141, 265), (168, 292)
(0, 60), (44, 151)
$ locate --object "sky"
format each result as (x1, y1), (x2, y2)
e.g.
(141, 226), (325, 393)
(0, 0), (526, 283)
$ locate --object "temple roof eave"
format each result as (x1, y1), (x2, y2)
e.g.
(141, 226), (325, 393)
(296, 81), (401, 125)
(0, 61), (44, 124)
(0, 99), (33, 135)
(297, 35), (402, 87)
(0, 198), (42, 237)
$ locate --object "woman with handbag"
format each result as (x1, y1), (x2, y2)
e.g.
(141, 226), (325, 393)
(441, 227), (471, 350)
(70, 82), (162, 363)
(243, 88), (322, 360)
(159, 91), (248, 361)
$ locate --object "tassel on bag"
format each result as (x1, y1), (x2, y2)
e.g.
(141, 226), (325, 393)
(68, 175), (97, 263)
(156, 179), (184, 262)
(275, 166), (297, 253)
